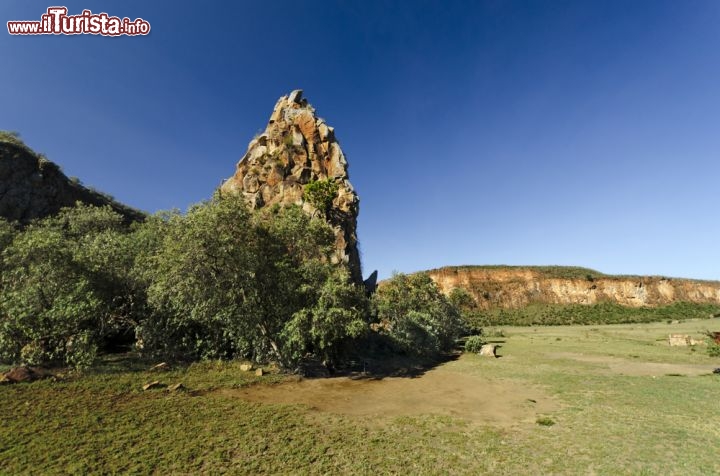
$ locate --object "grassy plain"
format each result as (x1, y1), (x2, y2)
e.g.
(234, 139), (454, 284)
(2, 319), (719, 475)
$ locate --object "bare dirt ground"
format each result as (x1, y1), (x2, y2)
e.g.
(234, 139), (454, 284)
(227, 355), (558, 427)
(548, 352), (713, 376)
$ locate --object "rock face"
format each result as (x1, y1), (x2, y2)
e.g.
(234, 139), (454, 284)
(220, 90), (362, 283)
(0, 140), (144, 224)
(427, 266), (720, 309)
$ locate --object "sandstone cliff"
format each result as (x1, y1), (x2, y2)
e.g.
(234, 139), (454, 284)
(220, 90), (362, 283)
(427, 266), (720, 309)
(0, 137), (144, 223)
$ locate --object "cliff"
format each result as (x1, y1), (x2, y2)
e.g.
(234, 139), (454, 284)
(427, 266), (720, 309)
(0, 136), (144, 224)
(220, 90), (362, 283)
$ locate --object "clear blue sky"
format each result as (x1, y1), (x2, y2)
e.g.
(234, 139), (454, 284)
(2, 1), (719, 281)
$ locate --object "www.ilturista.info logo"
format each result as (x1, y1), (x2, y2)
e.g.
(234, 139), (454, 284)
(7, 7), (150, 36)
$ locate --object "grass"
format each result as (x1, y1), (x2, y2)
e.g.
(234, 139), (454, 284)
(535, 416), (555, 426)
(3, 319), (720, 474)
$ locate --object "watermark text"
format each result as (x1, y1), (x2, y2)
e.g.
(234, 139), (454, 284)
(7, 7), (150, 36)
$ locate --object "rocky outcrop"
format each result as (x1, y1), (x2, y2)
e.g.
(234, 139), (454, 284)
(220, 90), (362, 283)
(0, 366), (53, 384)
(0, 140), (144, 224)
(427, 266), (720, 309)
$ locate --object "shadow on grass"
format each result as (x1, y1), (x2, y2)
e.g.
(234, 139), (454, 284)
(87, 351), (198, 376)
(81, 348), (463, 383)
(324, 352), (462, 381)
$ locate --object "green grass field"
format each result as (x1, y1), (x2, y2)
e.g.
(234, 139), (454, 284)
(3, 319), (720, 475)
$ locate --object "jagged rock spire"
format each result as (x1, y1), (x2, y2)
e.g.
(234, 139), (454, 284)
(221, 90), (362, 283)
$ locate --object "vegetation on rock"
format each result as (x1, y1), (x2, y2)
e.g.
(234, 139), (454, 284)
(303, 179), (339, 217)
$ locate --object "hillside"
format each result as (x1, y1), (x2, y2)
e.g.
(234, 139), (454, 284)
(0, 133), (144, 224)
(426, 265), (720, 309)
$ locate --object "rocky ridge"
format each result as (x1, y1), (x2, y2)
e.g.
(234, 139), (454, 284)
(427, 266), (720, 309)
(220, 90), (362, 283)
(0, 138), (144, 224)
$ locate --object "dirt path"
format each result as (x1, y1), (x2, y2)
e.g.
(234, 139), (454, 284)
(548, 352), (714, 376)
(226, 356), (558, 427)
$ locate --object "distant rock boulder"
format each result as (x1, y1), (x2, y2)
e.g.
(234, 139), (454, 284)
(479, 344), (498, 357)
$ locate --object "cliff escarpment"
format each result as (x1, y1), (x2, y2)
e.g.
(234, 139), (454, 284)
(427, 266), (720, 309)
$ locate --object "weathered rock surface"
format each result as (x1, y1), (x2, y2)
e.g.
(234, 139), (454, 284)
(0, 140), (144, 224)
(479, 344), (498, 357)
(220, 90), (362, 283)
(142, 381), (165, 391)
(668, 334), (691, 346)
(428, 266), (720, 309)
(0, 366), (52, 384)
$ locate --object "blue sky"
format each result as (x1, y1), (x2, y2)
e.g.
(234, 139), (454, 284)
(2, 1), (719, 280)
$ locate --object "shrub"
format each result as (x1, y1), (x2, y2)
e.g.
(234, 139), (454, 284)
(536, 416), (556, 426)
(303, 179), (339, 217)
(448, 287), (479, 333)
(0, 130), (26, 147)
(373, 273), (464, 358)
(463, 302), (720, 327)
(0, 196), (371, 370)
(0, 204), (150, 368)
(0, 219), (107, 368)
(464, 335), (485, 353)
(708, 342), (720, 358)
(141, 195), (368, 367)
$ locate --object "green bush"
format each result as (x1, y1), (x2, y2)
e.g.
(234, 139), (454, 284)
(0, 205), (143, 368)
(141, 195), (369, 367)
(303, 179), (339, 217)
(448, 287), (480, 333)
(708, 342), (720, 358)
(464, 335), (485, 353)
(373, 273), (464, 357)
(463, 302), (720, 327)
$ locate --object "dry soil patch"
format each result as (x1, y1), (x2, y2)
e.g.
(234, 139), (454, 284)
(227, 357), (557, 427)
(549, 352), (713, 376)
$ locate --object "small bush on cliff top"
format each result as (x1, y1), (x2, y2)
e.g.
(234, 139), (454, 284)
(303, 179), (339, 217)
(0, 130), (24, 146)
